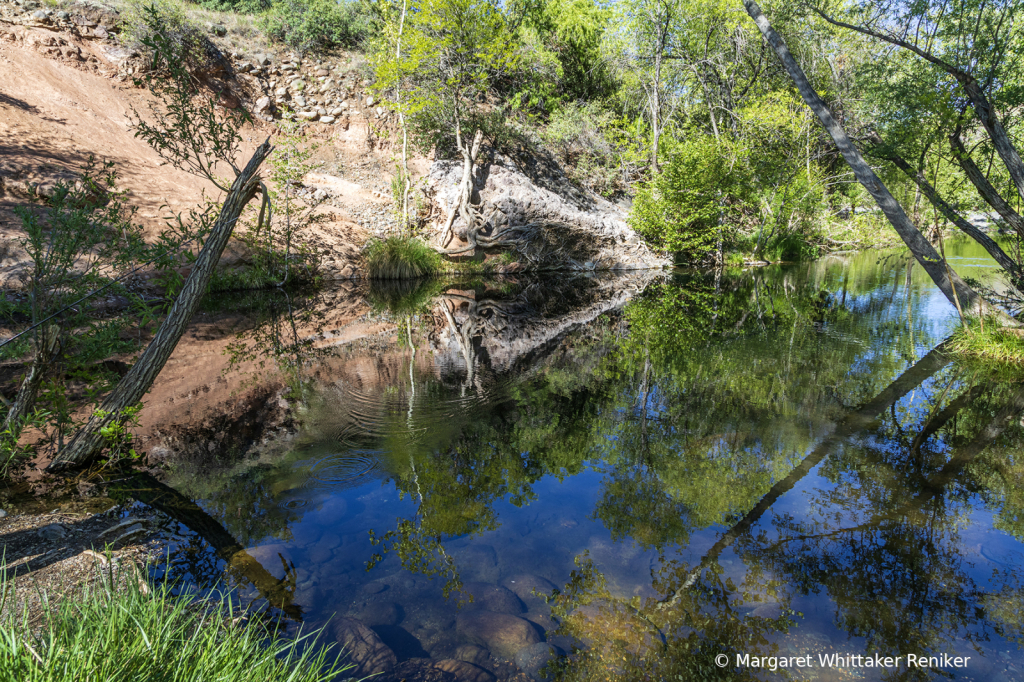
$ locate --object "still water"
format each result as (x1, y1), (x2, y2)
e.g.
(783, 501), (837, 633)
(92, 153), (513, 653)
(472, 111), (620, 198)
(153, 241), (1024, 681)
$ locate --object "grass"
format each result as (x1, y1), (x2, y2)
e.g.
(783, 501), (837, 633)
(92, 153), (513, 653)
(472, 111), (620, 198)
(948, 318), (1024, 368)
(364, 236), (443, 280)
(0, 565), (348, 682)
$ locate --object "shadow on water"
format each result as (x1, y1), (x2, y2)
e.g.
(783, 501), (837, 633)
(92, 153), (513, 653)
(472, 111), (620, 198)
(126, 239), (1024, 681)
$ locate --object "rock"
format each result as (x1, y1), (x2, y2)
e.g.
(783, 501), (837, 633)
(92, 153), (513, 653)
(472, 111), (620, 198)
(505, 574), (557, 606)
(456, 611), (541, 660)
(316, 67), (330, 76)
(460, 582), (524, 614)
(449, 545), (498, 581)
(357, 601), (402, 627)
(514, 643), (564, 681)
(294, 97), (307, 108)
(210, 23), (227, 36)
(37, 524), (65, 541)
(291, 80), (305, 91)
(317, 107), (328, 116)
(330, 106), (345, 116)
(274, 87), (288, 97)
(433, 660), (496, 682)
(452, 644), (491, 667)
(320, 115), (335, 124)
(307, 544), (333, 563)
(56, 11), (69, 19)
(245, 543), (297, 578)
(365, 95), (375, 106)
(31, 9), (47, 20)
(92, 26), (108, 39)
(254, 53), (271, 65)
(361, 581), (388, 594)
(375, 106), (384, 116)
(332, 617), (397, 677)
(378, 659), (454, 682)
(297, 111), (319, 120)
(254, 96), (271, 113)
(0, 509), (8, 519)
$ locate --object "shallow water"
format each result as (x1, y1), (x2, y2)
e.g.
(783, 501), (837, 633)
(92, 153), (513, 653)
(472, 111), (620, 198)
(156, 241), (1024, 681)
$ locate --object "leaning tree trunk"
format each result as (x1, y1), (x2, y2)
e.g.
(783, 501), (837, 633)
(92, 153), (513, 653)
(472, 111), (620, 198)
(742, 0), (1002, 320)
(877, 141), (1024, 287)
(950, 129), (1024, 238)
(47, 140), (273, 472)
(2, 324), (59, 433)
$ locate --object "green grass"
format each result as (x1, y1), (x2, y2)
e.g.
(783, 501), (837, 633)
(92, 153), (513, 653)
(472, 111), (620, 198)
(364, 236), (443, 280)
(948, 318), (1024, 368)
(0, 566), (348, 682)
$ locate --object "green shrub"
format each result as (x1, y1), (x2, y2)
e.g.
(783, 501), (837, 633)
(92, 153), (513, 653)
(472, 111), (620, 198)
(629, 135), (742, 259)
(259, 0), (372, 53)
(0, 567), (346, 681)
(120, 0), (216, 69)
(364, 236), (443, 280)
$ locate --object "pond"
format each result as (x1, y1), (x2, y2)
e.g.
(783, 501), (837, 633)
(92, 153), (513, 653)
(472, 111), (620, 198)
(148, 240), (1024, 682)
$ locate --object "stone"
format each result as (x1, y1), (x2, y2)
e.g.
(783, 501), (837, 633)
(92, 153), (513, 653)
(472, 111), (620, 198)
(274, 87), (288, 97)
(357, 601), (402, 627)
(210, 23), (226, 36)
(514, 642), (564, 681)
(330, 106), (345, 116)
(375, 106), (384, 116)
(31, 9), (47, 20)
(316, 67), (330, 76)
(0, 509), (8, 519)
(320, 115), (335, 124)
(254, 96), (271, 113)
(505, 574), (557, 606)
(37, 524), (65, 541)
(307, 544), (333, 563)
(361, 581), (388, 594)
(452, 644), (491, 667)
(433, 660), (496, 682)
(332, 617), (397, 677)
(92, 26), (108, 39)
(294, 96), (307, 108)
(449, 545), (498, 581)
(56, 11), (69, 19)
(245, 543), (298, 579)
(460, 582), (524, 614)
(254, 53), (271, 65)
(291, 80), (305, 91)
(365, 95), (374, 106)
(455, 611), (541, 660)
(297, 111), (318, 120)
(317, 107), (328, 116)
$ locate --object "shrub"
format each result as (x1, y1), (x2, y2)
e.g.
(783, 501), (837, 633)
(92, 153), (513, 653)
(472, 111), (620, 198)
(259, 0), (372, 53)
(629, 135), (742, 259)
(0, 566), (346, 681)
(119, 0), (216, 69)
(364, 236), (443, 279)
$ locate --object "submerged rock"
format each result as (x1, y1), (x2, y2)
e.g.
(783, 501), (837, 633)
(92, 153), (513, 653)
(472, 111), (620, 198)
(456, 611), (542, 660)
(459, 582), (525, 615)
(331, 617), (398, 677)
(514, 642), (565, 681)
(505, 574), (557, 607)
(433, 659), (497, 682)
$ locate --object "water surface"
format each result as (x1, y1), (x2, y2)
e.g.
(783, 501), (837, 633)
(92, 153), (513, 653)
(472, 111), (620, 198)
(156, 242), (1024, 681)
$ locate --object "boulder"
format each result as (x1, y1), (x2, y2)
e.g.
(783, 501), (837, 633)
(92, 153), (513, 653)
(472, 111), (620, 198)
(505, 574), (557, 606)
(459, 582), (525, 614)
(514, 643), (564, 681)
(357, 601), (402, 627)
(433, 659), (496, 682)
(331, 617), (398, 677)
(452, 644), (491, 667)
(456, 611), (541, 660)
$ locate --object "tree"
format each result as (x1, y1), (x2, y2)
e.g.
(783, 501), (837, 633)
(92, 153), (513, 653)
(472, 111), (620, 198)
(740, 0), (1006, 321)
(373, 0), (520, 254)
(47, 8), (274, 471)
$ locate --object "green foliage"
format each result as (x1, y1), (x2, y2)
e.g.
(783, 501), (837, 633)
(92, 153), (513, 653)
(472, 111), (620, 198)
(260, 0), (373, 53)
(364, 236), (443, 279)
(629, 135), (739, 257)
(120, 0), (216, 70)
(0, 566), (345, 681)
(129, 6), (248, 192)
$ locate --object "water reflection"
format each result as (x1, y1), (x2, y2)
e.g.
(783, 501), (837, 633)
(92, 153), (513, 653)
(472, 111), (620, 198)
(149, 240), (1024, 681)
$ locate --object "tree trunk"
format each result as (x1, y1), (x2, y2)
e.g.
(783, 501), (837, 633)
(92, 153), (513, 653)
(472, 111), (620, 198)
(878, 141), (1023, 286)
(742, 0), (999, 320)
(950, 129), (1024, 238)
(3, 325), (59, 434)
(47, 140), (273, 472)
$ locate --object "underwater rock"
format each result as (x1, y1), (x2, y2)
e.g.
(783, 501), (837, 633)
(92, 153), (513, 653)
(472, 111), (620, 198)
(514, 642), (565, 681)
(331, 617), (398, 677)
(456, 611), (542, 660)
(433, 659), (497, 682)
(452, 643), (492, 667)
(459, 582), (525, 615)
(505, 574), (557, 606)
(358, 601), (403, 627)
